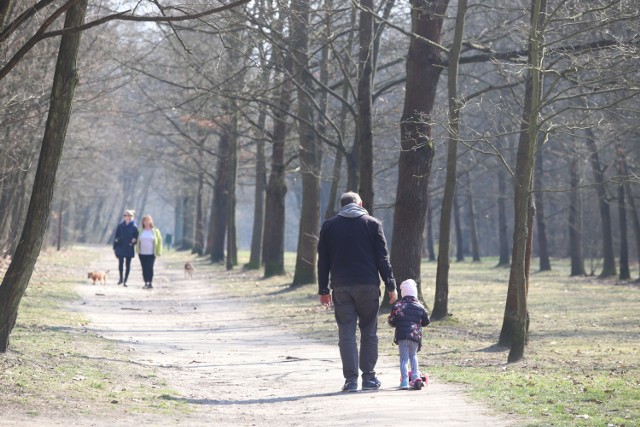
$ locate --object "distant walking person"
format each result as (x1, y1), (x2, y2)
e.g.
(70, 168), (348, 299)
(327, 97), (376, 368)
(113, 210), (138, 287)
(388, 279), (430, 390)
(317, 191), (397, 392)
(136, 215), (162, 289)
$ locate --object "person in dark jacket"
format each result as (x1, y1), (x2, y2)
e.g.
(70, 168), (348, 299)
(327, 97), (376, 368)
(112, 209), (139, 287)
(317, 191), (397, 392)
(388, 279), (430, 390)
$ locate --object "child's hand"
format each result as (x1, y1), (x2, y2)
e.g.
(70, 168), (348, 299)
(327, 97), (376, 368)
(388, 290), (398, 304)
(319, 294), (332, 307)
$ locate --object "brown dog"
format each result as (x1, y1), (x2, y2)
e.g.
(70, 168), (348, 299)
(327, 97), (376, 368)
(87, 270), (109, 286)
(184, 262), (194, 279)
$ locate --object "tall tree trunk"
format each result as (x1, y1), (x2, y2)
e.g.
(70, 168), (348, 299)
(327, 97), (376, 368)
(497, 167), (510, 267)
(467, 174), (481, 262)
(0, 0), (87, 352)
(291, 0), (321, 287)
(193, 172), (205, 256)
(356, 0), (374, 213)
(174, 194), (184, 249)
(247, 110), (267, 270)
(432, 0), (464, 318)
(624, 176), (640, 280)
(210, 133), (230, 263)
(262, 55), (291, 278)
(56, 197), (64, 251)
(585, 128), (616, 278)
(568, 155), (585, 276)
(392, 0), (450, 300)
(426, 203), (436, 261)
(616, 145), (630, 280)
(534, 145), (551, 271)
(500, 0), (547, 364)
(226, 109), (239, 270)
(454, 192), (465, 262)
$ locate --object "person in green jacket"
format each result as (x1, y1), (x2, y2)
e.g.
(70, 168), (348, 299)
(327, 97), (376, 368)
(136, 214), (163, 289)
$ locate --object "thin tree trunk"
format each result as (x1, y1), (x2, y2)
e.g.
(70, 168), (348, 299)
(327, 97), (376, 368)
(432, 0), (466, 318)
(585, 128), (616, 278)
(616, 145), (630, 280)
(426, 203), (436, 261)
(568, 155), (585, 276)
(534, 145), (551, 271)
(193, 172), (205, 256)
(226, 108), (239, 270)
(454, 192), (464, 262)
(262, 54), (291, 278)
(357, 0), (374, 213)
(247, 110), (267, 270)
(624, 177), (640, 280)
(467, 174), (481, 262)
(56, 197), (64, 251)
(0, 0), (87, 352)
(210, 133), (229, 263)
(392, 0), (449, 306)
(500, 0), (546, 363)
(291, 0), (321, 287)
(497, 167), (510, 267)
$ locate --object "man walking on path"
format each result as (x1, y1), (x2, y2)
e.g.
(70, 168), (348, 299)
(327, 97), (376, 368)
(317, 191), (398, 392)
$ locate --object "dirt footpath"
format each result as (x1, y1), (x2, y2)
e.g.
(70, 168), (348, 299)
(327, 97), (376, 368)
(71, 248), (517, 426)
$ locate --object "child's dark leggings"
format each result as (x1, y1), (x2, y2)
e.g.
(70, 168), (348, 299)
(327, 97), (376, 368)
(118, 256), (132, 283)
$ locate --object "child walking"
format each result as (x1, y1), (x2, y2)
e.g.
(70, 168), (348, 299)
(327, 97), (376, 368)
(388, 279), (430, 390)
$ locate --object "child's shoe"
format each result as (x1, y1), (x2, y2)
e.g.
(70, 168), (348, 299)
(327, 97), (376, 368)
(399, 378), (409, 390)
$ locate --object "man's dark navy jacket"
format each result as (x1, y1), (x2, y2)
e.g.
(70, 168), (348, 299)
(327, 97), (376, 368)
(317, 203), (396, 295)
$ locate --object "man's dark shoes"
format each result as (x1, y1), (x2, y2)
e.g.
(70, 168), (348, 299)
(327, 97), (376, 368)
(361, 377), (381, 390)
(341, 380), (358, 393)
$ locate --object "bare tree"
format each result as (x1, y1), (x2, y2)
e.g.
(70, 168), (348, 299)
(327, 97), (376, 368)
(0, 0), (88, 352)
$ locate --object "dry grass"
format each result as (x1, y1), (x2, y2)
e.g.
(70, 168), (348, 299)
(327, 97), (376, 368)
(201, 251), (639, 427)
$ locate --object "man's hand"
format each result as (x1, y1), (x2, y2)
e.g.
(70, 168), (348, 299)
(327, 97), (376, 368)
(320, 293), (332, 307)
(388, 290), (398, 304)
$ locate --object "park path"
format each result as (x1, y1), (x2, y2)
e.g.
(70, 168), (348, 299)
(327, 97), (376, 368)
(71, 246), (517, 426)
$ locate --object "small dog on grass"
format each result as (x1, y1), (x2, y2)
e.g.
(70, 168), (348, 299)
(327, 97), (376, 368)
(184, 262), (194, 279)
(87, 270), (109, 286)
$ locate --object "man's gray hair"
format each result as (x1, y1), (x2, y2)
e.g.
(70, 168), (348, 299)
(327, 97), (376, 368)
(340, 191), (362, 207)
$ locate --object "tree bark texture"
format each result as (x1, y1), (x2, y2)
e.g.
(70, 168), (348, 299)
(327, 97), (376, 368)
(497, 168), (510, 267)
(247, 109), (267, 270)
(466, 174), (481, 262)
(210, 132), (229, 263)
(623, 176), (640, 280)
(291, 0), (321, 286)
(432, 0), (464, 318)
(585, 129), (616, 278)
(568, 155), (585, 276)
(392, 0), (449, 296)
(262, 48), (291, 278)
(616, 145), (630, 280)
(454, 193), (464, 262)
(226, 109), (239, 271)
(534, 146), (551, 271)
(0, 0), (87, 352)
(501, 0), (547, 363)
(193, 172), (205, 256)
(356, 0), (374, 213)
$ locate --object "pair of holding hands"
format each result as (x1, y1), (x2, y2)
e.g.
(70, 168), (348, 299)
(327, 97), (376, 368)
(319, 290), (398, 307)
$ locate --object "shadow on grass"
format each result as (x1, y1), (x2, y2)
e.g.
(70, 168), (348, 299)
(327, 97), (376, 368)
(474, 343), (509, 353)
